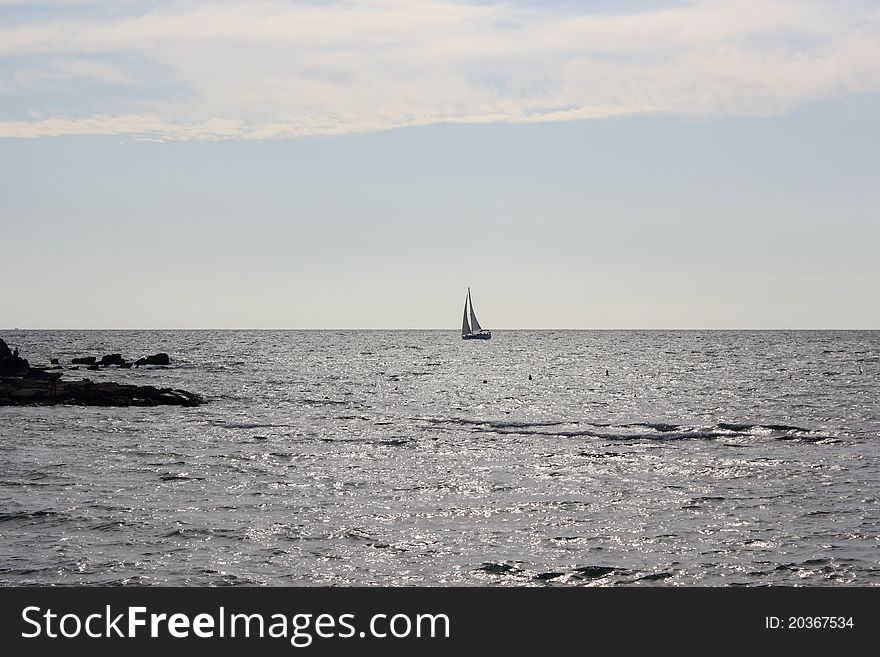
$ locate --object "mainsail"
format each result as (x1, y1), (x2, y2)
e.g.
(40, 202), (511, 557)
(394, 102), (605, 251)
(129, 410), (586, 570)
(468, 288), (482, 332)
(462, 295), (471, 336)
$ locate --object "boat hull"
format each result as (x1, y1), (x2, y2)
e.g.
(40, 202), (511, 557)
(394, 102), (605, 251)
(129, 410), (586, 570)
(462, 331), (491, 340)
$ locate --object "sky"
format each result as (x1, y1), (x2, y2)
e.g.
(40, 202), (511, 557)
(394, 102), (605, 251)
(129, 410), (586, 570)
(1, 0), (879, 328)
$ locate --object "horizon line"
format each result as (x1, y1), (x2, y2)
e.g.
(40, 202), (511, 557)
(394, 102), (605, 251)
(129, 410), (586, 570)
(3, 327), (879, 332)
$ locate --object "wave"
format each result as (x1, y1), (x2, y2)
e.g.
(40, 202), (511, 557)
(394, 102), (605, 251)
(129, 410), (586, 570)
(423, 417), (834, 443)
(209, 420), (294, 430)
(424, 417), (571, 429)
(371, 438), (412, 447)
(159, 473), (205, 482)
(475, 562), (678, 584)
(0, 509), (69, 526)
(163, 527), (247, 541)
(89, 519), (147, 532)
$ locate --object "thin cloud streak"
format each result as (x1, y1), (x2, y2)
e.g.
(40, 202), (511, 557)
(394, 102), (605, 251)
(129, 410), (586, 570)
(1, 0), (879, 139)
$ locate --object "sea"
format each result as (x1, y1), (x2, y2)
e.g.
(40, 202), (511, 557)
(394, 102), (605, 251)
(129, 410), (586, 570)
(1, 330), (878, 586)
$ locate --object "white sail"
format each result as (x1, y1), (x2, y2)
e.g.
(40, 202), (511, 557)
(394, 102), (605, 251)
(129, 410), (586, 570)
(468, 288), (483, 332)
(462, 295), (471, 336)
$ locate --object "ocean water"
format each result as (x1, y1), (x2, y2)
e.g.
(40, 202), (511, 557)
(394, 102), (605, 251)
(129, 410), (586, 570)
(1, 329), (878, 586)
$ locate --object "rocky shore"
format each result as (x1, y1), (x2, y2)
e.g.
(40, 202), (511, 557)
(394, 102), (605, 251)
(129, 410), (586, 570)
(0, 377), (203, 407)
(0, 337), (203, 407)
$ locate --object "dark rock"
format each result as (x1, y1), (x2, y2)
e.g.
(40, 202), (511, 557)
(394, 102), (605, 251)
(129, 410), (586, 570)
(0, 357), (29, 376)
(534, 572), (565, 580)
(478, 562), (517, 575)
(87, 364), (100, 371)
(572, 566), (618, 580)
(134, 353), (171, 366)
(50, 358), (59, 365)
(72, 356), (96, 365)
(99, 354), (126, 366)
(0, 377), (204, 407)
(0, 337), (29, 376)
(25, 368), (59, 381)
(119, 362), (132, 369)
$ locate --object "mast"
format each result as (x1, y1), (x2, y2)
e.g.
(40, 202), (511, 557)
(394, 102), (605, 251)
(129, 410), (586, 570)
(468, 287), (483, 332)
(462, 292), (471, 336)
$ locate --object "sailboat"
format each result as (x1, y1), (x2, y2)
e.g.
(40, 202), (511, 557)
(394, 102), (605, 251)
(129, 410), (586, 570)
(461, 288), (491, 340)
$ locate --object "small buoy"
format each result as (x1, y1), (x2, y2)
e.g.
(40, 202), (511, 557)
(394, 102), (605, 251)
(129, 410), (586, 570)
(483, 379), (488, 384)
(605, 369), (609, 376)
(528, 374), (532, 380)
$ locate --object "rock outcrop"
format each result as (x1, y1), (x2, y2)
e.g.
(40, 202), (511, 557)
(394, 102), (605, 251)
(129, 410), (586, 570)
(0, 337), (203, 407)
(135, 353), (171, 366)
(0, 337), (29, 376)
(99, 353), (127, 366)
(0, 377), (203, 407)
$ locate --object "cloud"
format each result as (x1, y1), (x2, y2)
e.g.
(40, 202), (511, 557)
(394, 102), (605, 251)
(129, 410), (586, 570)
(1, 0), (879, 139)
